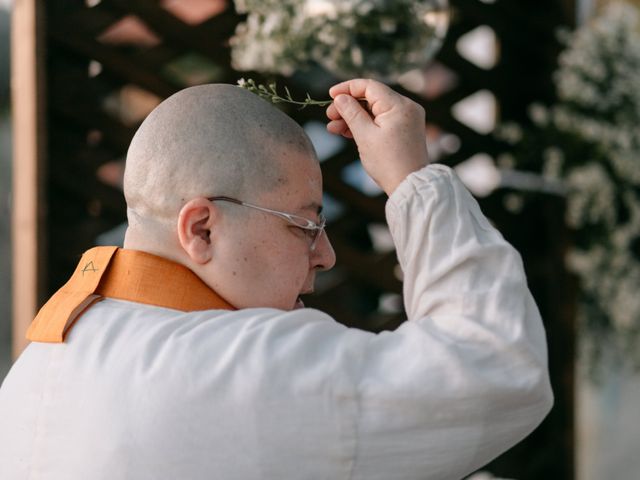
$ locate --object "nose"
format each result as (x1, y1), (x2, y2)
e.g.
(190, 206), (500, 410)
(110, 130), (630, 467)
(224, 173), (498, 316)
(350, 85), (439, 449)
(311, 231), (336, 271)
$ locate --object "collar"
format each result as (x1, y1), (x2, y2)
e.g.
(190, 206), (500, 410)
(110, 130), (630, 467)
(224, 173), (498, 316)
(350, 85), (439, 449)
(27, 246), (235, 343)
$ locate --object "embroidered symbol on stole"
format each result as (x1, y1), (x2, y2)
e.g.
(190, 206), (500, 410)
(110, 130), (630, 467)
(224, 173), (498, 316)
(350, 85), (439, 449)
(81, 261), (99, 276)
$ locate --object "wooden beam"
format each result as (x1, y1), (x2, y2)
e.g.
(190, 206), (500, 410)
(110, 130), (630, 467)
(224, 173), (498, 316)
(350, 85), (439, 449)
(48, 26), (179, 98)
(11, 0), (46, 358)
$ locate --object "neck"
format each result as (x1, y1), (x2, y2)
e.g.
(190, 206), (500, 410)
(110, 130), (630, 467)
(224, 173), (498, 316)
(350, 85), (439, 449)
(123, 226), (184, 266)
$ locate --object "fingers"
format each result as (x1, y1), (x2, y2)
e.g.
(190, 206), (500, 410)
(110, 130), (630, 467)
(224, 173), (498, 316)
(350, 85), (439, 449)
(324, 79), (429, 196)
(329, 78), (380, 99)
(325, 81), (382, 140)
(330, 95), (373, 142)
(326, 101), (341, 121)
(326, 103), (351, 137)
(326, 119), (353, 139)
(325, 96), (361, 139)
(329, 78), (402, 117)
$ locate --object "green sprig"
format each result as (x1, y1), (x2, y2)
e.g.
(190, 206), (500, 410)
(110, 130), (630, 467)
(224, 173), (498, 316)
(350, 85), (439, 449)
(237, 78), (332, 109)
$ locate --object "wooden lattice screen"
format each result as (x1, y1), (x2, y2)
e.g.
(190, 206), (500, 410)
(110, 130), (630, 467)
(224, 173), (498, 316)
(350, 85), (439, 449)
(15, 0), (576, 477)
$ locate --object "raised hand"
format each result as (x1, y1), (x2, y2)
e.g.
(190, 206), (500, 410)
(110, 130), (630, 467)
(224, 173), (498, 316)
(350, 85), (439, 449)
(326, 79), (429, 196)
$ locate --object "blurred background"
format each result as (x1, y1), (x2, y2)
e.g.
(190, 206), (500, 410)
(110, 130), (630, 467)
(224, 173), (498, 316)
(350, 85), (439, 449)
(1, 0), (640, 478)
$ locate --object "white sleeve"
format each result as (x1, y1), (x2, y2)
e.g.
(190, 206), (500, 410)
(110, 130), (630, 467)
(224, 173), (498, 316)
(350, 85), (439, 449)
(348, 164), (553, 479)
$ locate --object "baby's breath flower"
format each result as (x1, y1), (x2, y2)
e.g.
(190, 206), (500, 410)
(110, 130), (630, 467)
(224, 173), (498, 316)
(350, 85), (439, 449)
(230, 0), (449, 80)
(494, 1), (640, 368)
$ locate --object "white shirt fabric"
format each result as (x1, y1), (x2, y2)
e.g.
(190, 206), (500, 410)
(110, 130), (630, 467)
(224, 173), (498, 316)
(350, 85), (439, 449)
(0, 165), (553, 480)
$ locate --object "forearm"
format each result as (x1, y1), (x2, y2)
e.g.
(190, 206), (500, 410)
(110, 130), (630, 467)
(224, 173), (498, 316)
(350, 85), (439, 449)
(388, 165), (542, 335)
(325, 80), (553, 478)
(354, 164), (553, 477)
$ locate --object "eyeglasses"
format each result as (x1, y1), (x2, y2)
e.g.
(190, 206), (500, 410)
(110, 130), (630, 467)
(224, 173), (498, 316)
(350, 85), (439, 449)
(208, 196), (327, 251)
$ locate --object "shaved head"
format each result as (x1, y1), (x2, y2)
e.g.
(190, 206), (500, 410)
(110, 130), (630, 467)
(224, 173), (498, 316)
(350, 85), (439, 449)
(124, 84), (316, 230)
(122, 83), (334, 308)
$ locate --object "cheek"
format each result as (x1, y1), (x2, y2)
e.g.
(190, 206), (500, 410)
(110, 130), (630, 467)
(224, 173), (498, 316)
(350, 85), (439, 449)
(232, 221), (310, 283)
(271, 242), (311, 282)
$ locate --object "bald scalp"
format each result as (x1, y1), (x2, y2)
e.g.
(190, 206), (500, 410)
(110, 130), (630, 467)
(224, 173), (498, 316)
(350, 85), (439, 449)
(124, 84), (316, 228)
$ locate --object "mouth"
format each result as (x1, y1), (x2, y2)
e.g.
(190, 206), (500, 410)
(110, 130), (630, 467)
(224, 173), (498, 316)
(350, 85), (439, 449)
(294, 297), (305, 310)
(294, 290), (314, 310)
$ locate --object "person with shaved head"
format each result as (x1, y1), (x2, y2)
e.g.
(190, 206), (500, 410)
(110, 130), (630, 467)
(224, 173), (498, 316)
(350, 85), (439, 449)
(0, 79), (552, 479)
(124, 83), (333, 310)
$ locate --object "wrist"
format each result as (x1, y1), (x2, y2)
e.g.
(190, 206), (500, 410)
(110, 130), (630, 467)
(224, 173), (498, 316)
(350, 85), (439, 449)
(381, 164), (430, 196)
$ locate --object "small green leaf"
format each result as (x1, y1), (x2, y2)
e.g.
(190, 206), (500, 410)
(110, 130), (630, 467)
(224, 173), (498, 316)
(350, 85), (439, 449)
(237, 78), (332, 109)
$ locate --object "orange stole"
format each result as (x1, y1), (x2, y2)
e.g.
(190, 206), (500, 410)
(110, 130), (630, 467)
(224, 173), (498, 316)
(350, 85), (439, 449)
(27, 246), (235, 343)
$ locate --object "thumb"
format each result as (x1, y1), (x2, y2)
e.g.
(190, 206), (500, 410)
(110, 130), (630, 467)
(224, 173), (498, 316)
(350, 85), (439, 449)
(334, 94), (373, 139)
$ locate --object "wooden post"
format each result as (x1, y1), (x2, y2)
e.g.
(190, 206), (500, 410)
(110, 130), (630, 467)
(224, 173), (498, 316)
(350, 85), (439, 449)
(11, 0), (46, 359)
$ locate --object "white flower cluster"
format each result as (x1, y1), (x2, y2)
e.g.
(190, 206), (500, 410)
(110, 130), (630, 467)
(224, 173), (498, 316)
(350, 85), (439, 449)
(551, 3), (640, 348)
(499, 2), (640, 364)
(230, 0), (448, 80)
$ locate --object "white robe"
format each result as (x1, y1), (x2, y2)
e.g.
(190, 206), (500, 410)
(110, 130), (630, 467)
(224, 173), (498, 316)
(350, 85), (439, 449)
(0, 165), (553, 479)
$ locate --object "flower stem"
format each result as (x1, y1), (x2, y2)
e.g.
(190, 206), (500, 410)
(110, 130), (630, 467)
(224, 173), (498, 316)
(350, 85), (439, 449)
(237, 78), (337, 109)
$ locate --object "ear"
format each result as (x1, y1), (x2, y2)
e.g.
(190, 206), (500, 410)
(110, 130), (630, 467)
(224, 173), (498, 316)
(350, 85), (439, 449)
(177, 197), (217, 265)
